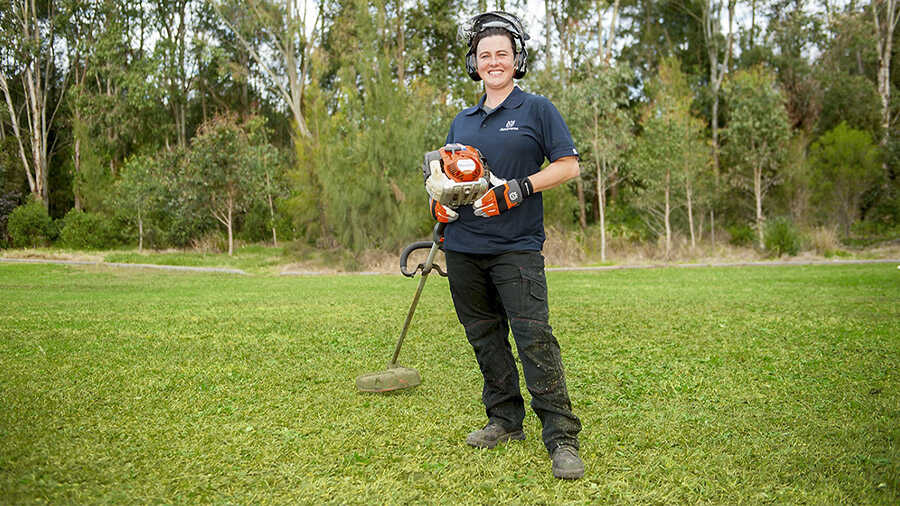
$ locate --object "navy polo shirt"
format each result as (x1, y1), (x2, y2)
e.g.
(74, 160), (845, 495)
(444, 86), (579, 254)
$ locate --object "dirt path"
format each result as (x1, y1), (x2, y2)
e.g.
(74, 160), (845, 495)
(0, 257), (247, 274)
(3, 256), (898, 275)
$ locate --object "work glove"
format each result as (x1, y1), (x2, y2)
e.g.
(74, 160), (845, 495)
(430, 198), (459, 223)
(473, 176), (534, 217)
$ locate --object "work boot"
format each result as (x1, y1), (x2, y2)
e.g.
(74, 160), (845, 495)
(551, 445), (585, 480)
(465, 423), (525, 449)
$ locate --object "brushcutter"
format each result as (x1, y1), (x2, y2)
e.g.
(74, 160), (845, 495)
(355, 144), (491, 393)
(355, 223), (447, 393)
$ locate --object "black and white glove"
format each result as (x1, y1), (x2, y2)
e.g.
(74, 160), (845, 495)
(472, 176), (534, 217)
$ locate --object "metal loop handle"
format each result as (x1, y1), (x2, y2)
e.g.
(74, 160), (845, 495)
(399, 223), (447, 278)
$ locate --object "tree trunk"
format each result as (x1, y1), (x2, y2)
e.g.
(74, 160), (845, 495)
(665, 167), (672, 259)
(754, 163), (765, 249)
(219, 0), (313, 138)
(575, 176), (587, 231)
(873, 0), (898, 159)
(74, 136), (82, 210)
(0, 72), (38, 199)
(686, 177), (695, 249)
(266, 171), (278, 247)
(545, 1), (552, 70)
(0, 0), (63, 208)
(598, 160), (607, 262)
(227, 198), (234, 256)
(226, 197), (234, 256)
(603, 0), (621, 65)
(705, 1), (735, 186)
(138, 212), (144, 252)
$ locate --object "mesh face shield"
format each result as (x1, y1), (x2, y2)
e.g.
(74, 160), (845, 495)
(458, 11), (530, 53)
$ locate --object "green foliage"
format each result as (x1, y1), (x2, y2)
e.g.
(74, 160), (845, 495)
(110, 154), (162, 247)
(300, 3), (450, 251)
(57, 209), (120, 250)
(541, 180), (582, 230)
(817, 73), (882, 137)
(7, 200), (56, 248)
(108, 147), (211, 249)
(554, 63), (635, 229)
(722, 67), (792, 181)
(630, 58), (708, 243)
(727, 223), (755, 246)
(606, 203), (653, 242)
(809, 122), (881, 236)
(69, 116), (113, 213)
(187, 114), (278, 253)
(763, 217), (802, 257)
(723, 66), (792, 245)
(0, 191), (22, 248)
(238, 201), (294, 244)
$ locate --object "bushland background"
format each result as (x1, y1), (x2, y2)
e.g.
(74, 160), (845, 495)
(1, 0), (898, 266)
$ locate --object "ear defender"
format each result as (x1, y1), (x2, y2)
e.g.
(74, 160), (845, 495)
(465, 46), (528, 81)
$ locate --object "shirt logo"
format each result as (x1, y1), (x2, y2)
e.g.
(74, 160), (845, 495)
(499, 120), (519, 132)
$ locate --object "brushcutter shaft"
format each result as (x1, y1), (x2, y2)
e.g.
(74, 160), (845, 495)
(389, 251), (434, 367)
(389, 223), (446, 366)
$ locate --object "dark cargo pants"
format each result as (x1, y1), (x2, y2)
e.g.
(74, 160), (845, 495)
(445, 249), (581, 453)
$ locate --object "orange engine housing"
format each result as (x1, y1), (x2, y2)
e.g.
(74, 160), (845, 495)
(440, 145), (485, 182)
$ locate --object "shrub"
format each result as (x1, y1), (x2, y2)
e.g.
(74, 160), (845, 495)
(727, 224), (755, 247)
(8, 200), (55, 247)
(764, 217), (802, 257)
(57, 209), (118, 250)
(0, 191), (22, 248)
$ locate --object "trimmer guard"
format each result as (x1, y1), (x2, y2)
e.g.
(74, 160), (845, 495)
(355, 365), (422, 393)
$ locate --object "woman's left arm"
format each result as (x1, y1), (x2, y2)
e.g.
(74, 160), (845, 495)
(527, 156), (580, 193)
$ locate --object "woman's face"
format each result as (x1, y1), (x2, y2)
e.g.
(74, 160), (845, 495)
(475, 34), (516, 91)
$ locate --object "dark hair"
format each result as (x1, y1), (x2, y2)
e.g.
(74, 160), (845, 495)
(471, 27), (517, 55)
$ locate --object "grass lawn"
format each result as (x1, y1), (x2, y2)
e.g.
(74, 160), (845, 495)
(1, 262), (897, 503)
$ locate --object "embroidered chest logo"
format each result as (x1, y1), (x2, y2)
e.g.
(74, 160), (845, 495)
(499, 120), (519, 132)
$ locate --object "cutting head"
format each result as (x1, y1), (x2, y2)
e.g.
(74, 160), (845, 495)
(356, 365), (421, 393)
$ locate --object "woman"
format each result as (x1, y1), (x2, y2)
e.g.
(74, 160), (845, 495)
(430, 11), (584, 480)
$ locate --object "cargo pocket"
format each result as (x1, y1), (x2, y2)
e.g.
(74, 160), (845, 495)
(520, 267), (549, 321)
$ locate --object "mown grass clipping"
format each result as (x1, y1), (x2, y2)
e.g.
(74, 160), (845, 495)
(1, 263), (897, 503)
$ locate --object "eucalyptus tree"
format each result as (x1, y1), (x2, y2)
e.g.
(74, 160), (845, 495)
(631, 58), (708, 257)
(65, 0), (164, 211)
(0, 0), (68, 208)
(64, 0), (106, 210)
(188, 114), (274, 255)
(112, 154), (163, 251)
(722, 66), (791, 248)
(151, 0), (200, 148)
(871, 0), (899, 153)
(560, 63), (634, 260)
(763, 0), (825, 133)
(618, 0), (708, 80)
(700, 0), (735, 182)
(212, 0), (318, 139)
